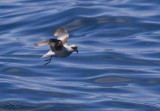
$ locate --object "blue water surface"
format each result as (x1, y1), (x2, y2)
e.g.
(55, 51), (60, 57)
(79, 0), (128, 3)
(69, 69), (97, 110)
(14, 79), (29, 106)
(0, 0), (160, 111)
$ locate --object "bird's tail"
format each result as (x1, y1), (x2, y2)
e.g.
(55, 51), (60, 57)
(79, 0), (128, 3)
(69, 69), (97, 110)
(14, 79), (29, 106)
(41, 51), (54, 58)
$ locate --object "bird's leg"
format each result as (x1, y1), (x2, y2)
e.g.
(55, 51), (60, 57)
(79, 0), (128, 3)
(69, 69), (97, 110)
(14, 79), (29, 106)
(45, 58), (51, 61)
(44, 56), (53, 65)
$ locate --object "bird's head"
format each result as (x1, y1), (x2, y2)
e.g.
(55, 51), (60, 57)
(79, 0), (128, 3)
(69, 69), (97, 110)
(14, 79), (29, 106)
(70, 45), (78, 53)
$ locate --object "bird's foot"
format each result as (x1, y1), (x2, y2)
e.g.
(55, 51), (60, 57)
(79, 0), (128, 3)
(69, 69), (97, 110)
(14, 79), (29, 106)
(44, 56), (53, 65)
(44, 61), (51, 65)
(45, 59), (50, 61)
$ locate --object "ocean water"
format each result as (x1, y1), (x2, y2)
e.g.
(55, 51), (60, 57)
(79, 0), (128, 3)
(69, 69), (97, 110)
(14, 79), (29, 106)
(1, 0), (160, 111)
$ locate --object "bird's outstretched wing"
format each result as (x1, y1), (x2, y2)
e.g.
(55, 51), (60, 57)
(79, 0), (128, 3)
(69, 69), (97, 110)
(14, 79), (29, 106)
(35, 39), (50, 46)
(54, 27), (69, 44)
(35, 39), (63, 51)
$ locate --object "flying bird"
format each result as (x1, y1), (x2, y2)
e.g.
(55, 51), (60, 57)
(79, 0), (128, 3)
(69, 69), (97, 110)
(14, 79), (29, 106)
(35, 27), (78, 65)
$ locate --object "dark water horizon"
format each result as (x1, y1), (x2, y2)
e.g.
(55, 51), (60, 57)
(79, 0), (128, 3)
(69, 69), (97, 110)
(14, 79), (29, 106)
(1, 0), (160, 111)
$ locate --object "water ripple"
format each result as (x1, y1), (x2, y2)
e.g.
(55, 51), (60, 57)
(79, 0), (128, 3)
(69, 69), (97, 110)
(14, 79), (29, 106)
(1, 0), (160, 110)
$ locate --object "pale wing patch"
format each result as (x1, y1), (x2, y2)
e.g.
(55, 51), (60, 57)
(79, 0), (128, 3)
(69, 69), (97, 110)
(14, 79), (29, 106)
(35, 39), (50, 46)
(54, 27), (69, 44)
